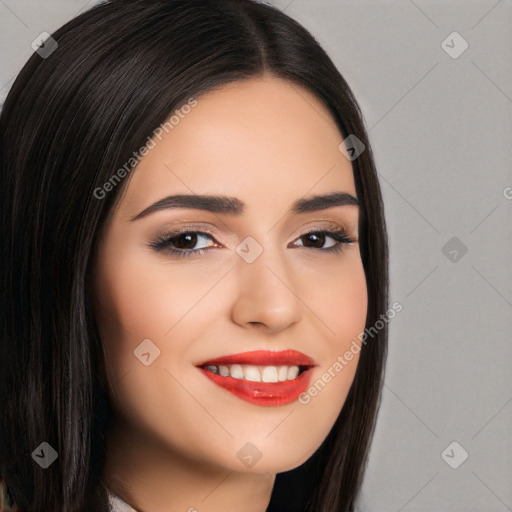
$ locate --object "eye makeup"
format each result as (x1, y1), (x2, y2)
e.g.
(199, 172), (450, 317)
(147, 220), (357, 258)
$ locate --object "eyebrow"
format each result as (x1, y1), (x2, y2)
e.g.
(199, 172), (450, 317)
(129, 191), (360, 221)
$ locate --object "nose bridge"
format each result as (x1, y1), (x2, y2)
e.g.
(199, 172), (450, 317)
(230, 233), (302, 330)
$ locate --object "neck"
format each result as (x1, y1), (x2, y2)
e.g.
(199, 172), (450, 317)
(102, 419), (276, 512)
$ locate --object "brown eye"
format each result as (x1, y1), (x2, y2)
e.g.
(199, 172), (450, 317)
(149, 231), (217, 257)
(294, 229), (354, 253)
(171, 233), (199, 250)
(301, 232), (328, 249)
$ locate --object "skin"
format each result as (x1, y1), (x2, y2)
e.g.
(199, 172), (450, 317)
(92, 74), (368, 512)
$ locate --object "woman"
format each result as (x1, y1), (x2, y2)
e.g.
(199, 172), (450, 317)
(0, 0), (389, 511)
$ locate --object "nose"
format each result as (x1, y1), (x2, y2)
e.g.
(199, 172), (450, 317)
(230, 243), (303, 334)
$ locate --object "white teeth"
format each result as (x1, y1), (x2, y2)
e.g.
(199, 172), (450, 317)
(244, 366), (261, 382)
(262, 366), (278, 383)
(287, 365), (300, 380)
(278, 366), (288, 382)
(230, 364), (244, 379)
(218, 365), (230, 377)
(203, 364), (304, 381)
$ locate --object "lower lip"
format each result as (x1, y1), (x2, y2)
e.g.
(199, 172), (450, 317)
(198, 367), (313, 406)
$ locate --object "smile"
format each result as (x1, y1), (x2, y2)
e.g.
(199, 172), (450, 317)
(196, 350), (315, 406)
(203, 363), (304, 382)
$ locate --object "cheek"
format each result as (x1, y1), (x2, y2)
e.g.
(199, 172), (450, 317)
(93, 248), (217, 407)
(292, 257), (367, 437)
(326, 269), (368, 343)
(300, 253), (368, 345)
(95, 248), (216, 348)
(324, 260), (367, 390)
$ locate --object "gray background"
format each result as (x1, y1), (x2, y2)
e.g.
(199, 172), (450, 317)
(1, 1), (511, 510)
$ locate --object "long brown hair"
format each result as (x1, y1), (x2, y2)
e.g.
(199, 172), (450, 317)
(0, 1), (388, 510)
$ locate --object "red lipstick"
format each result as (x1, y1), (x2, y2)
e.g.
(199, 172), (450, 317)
(196, 350), (315, 406)
(197, 349), (314, 367)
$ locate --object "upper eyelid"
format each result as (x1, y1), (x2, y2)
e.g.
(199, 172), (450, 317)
(155, 218), (357, 237)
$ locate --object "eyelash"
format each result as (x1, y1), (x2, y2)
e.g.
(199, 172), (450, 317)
(148, 226), (356, 258)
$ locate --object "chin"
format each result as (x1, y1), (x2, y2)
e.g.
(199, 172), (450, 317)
(216, 437), (323, 475)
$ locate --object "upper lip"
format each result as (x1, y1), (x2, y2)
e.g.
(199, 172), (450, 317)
(197, 349), (315, 367)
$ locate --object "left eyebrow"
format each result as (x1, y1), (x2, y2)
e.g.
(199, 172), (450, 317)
(129, 191), (360, 221)
(291, 191), (360, 213)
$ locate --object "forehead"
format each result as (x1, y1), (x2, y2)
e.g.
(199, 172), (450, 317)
(117, 76), (356, 219)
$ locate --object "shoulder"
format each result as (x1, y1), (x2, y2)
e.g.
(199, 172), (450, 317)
(0, 478), (19, 512)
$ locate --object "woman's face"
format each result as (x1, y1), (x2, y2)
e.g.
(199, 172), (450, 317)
(92, 75), (367, 476)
